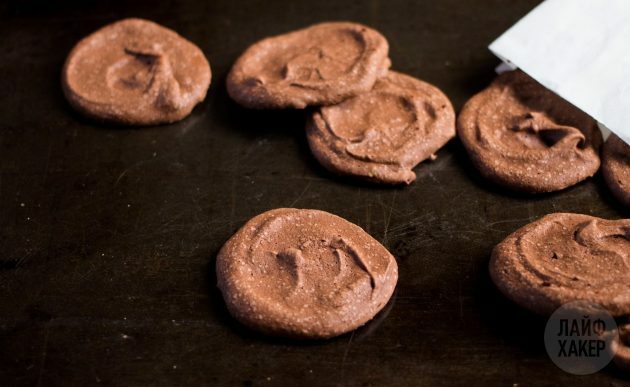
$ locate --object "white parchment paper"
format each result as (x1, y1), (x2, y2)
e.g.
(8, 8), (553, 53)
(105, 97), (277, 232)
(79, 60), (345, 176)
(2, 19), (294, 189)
(489, 0), (630, 146)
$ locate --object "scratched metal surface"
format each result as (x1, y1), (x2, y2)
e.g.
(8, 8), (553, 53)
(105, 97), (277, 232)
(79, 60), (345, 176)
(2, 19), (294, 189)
(0, 0), (628, 385)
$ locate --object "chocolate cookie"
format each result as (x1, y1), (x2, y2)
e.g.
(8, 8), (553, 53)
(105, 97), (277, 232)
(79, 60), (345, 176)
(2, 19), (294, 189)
(306, 71), (455, 184)
(602, 134), (630, 208)
(458, 71), (602, 193)
(227, 22), (390, 109)
(63, 18), (211, 125)
(216, 208), (398, 339)
(490, 213), (630, 316)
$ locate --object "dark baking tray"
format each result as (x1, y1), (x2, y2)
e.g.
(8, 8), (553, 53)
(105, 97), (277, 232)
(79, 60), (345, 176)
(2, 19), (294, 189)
(1, 0), (628, 385)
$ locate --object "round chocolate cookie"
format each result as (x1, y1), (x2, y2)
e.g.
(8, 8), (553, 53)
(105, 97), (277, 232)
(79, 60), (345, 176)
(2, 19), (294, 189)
(216, 208), (398, 339)
(602, 134), (630, 208)
(306, 71), (455, 184)
(458, 71), (602, 193)
(490, 213), (630, 316)
(63, 18), (211, 125)
(227, 22), (390, 109)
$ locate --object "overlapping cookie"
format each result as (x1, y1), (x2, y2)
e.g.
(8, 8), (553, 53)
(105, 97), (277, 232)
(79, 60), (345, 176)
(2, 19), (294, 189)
(307, 71), (455, 184)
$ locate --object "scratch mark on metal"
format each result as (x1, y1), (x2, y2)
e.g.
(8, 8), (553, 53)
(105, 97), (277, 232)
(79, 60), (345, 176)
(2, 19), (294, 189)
(382, 192), (397, 244)
(485, 216), (535, 230)
(228, 146), (241, 231)
(114, 169), (128, 187)
(42, 139), (53, 185)
(340, 330), (355, 379)
(289, 181), (311, 207)
(36, 323), (50, 387)
(113, 157), (157, 188)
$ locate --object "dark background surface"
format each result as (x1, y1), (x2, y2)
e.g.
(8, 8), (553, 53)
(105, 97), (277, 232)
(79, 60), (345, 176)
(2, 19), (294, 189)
(1, 0), (628, 385)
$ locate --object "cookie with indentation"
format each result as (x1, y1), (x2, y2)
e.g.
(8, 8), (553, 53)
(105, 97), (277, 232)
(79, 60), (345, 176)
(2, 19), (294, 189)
(63, 18), (211, 125)
(227, 22), (390, 109)
(458, 71), (602, 193)
(216, 208), (398, 339)
(306, 71), (455, 184)
(602, 134), (630, 208)
(490, 213), (630, 316)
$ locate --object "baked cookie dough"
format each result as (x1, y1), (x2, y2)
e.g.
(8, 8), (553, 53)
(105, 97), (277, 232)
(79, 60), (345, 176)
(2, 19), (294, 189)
(458, 71), (602, 193)
(602, 134), (630, 208)
(227, 22), (390, 109)
(490, 213), (630, 316)
(306, 71), (455, 184)
(63, 18), (211, 125)
(216, 208), (398, 339)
